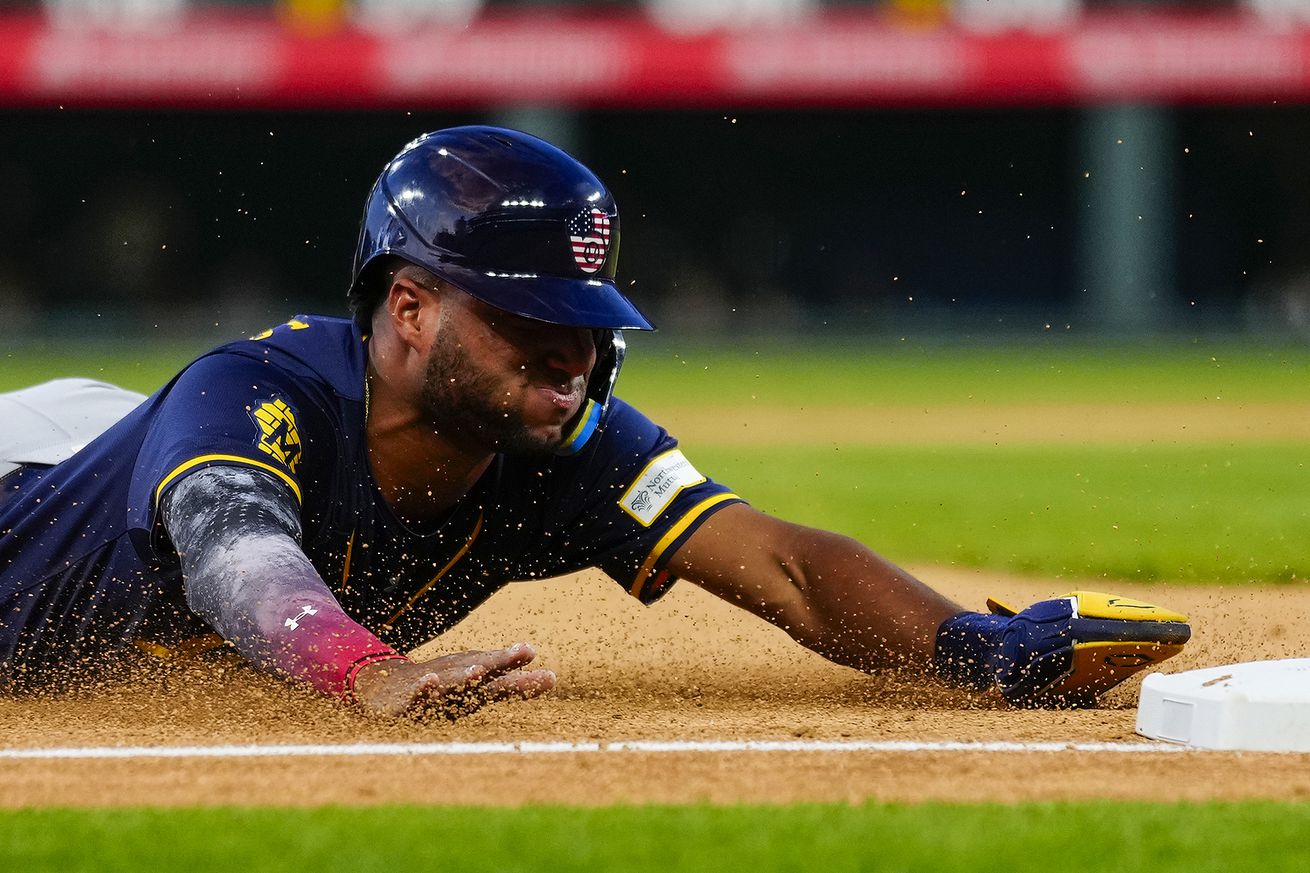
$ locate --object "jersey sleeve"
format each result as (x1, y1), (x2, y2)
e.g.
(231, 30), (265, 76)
(162, 465), (407, 700)
(545, 399), (745, 604)
(129, 351), (317, 542)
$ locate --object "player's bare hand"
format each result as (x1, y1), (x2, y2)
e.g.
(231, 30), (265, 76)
(351, 642), (556, 720)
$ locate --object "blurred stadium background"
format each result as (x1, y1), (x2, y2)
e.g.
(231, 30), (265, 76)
(0, 0), (1309, 342)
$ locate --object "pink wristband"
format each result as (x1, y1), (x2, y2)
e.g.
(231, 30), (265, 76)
(342, 651), (412, 704)
(272, 605), (410, 698)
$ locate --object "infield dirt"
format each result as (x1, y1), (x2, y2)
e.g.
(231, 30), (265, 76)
(3, 569), (1308, 808)
(4, 388), (1307, 807)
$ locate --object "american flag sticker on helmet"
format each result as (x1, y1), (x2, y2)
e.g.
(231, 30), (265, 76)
(567, 207), (611, 274)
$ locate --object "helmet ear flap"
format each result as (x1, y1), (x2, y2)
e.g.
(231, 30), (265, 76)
(587, 330), (626, 415)
(556, 330), (625, 458)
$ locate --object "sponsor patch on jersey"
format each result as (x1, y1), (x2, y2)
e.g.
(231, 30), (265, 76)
(250, 397), (303, 473)
(619, 449), (706, 527)
(566, 206), (611, 274)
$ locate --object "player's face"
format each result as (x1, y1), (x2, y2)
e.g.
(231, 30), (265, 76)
(419, 292), (597, 456)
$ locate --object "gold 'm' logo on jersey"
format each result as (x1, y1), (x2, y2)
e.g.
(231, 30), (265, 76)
(250, 398), (302, 473)
(250, 318), (311, 341)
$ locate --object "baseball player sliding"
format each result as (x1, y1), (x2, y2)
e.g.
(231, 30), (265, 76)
(0, 127), (1190, 716)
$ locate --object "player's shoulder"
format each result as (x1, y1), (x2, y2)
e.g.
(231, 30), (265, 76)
(597, 397), (671, 449)
(546, 396), (674, 474)
(190, 315), (367, 402)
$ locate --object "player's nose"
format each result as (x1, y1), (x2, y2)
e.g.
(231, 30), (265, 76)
(543, 327), (596, 380)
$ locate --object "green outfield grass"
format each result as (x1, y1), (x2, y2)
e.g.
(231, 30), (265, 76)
(632, 340), (1310, 583)
(700, 442), (1310, 583)
(1, 341), (202, 395)
(3, 801), (1309, 873)
(620, 339), (1310, 406)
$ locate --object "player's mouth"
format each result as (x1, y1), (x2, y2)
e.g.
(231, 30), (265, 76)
(535, 383), (581, 413)
(529, 376), (584, 418)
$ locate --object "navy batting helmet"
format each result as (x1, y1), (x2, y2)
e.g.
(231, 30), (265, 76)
(349, 125), (652, 332)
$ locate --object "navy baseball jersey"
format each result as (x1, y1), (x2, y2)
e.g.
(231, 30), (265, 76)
(0, 316), (741, 687)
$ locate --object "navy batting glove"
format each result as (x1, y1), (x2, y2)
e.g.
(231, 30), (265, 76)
(933, 611), (1008, 691)
(991, 596), (1082, 705)
(935, 592), (1191, 708)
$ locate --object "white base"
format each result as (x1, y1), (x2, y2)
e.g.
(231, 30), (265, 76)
(1136, 659), (1310, 752)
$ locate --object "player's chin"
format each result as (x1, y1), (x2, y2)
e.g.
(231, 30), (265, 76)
(497, 409), (569, 454)
(524, 419), (569, 450)
(498, 423), (567, 457)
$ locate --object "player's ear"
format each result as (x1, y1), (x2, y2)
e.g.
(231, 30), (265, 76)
(384, 275), (440, 351)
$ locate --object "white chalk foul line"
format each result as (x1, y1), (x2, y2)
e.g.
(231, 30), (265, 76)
(0, 739), (1191, 761)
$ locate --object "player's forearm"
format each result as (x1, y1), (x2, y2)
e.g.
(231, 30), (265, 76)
(183, 527), (406, 696)
(674, 506), (962, 674)
(780, 531), (961, 673)
(162, 466), (407, 697)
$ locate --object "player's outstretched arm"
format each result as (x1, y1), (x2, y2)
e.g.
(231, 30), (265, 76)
(162, 467), (553, 717)
(667, 502), (961, 674)
(668, 503), (1190, 706)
